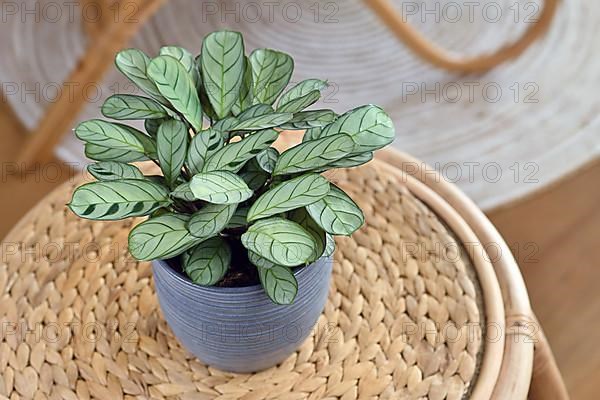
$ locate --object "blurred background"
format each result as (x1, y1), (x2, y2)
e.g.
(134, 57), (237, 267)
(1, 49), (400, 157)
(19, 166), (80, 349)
(0, 0), (598, 398)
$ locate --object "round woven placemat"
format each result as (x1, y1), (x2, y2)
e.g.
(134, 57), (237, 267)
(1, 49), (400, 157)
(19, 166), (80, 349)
(0, 159), (486, 399)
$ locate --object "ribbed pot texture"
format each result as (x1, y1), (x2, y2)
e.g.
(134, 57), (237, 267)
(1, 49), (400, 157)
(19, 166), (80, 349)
(152, 257), (333, 373)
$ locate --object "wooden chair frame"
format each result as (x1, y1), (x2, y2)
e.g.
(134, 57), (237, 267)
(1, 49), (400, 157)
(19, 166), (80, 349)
(16, 0), (558, 166)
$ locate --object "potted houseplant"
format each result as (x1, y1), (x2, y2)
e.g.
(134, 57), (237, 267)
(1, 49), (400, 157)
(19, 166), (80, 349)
(68, 30), (395, 372)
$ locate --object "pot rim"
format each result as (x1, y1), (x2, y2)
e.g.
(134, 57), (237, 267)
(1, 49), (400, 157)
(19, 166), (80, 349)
(153, 256), (330, 296)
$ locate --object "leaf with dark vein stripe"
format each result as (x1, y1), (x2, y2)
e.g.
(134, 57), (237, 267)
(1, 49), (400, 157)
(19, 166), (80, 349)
(327, 151), (373, 169)
(184, 237), (231, 285)
(315, 105), (395, 152)
(231, 112), (292, 131)
(302, 127), (322, 142)
(119, 124), (158, 158)
(87, 161), (143, 181)
(226, 206), (249, 228)
(273, 134), (354, 175)
(280, 110), (336, 130)
(277, 90), (320, 113)
(247, 174), (329, 221)
(289, 208), (326, 262)
(84, 143), (148, 163)
(306, 185), (364, 235)
(241, 217), (316, 267)
(256, 147), (278, 173)
(195, 55), (219, 121)
(102, 94), (168, 120)
(248, 250), (277, 269)
(68, 179), (171, 220)
(190, 171), (252, 204)
(249, 49), (277, 96)
(231, 56), (253, 115)
(159, 46), (200, 87)
(212, 116), (239, 133)
(115, 49), (168, 105)
(237, 104), (273, 120)
(128, 213), (200, 260)
(75, 119), (146, 153)
(257, 264), (298, 304)
(324, 233), (335, 257)
(239, 159), (269, 190)
(157, 120), (189, 186)
(201, 30), (245, 118)
(188, 203), (237, 238)
(277, 79), (328, 111)
(202, 129), (278, 172)
(170, 182), (195, 201)
(147, 55), (203, 131)
(251, 49), (293, 105)
(186, 128), (223, 175)
(144, 118), (169, 137)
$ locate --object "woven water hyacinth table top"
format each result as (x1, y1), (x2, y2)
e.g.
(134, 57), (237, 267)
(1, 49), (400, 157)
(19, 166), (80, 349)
(0, 158), (485, 400)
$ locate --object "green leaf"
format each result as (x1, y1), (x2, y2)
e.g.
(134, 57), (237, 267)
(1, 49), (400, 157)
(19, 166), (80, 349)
(257, 264), (298, 305)
(278, 79), (328, 110)
(251, 49), (293, 105)
(184, 237), (231, 285)
(302, 127), (322, 142)
(317, 105), (395, 152)
(247, 174), (329, 221)
(101, 94), (167, 120)
(170, 182), (195, 201)
(201, 30), (245, 119)
(87, 161), (143, 181)
(186, 128), (223, 175)
(241, 217), (316, 267)
(239, 159), (269, 190)
(327, 151), (373, 169)
(157, 120), (189, 186)
(324, 233), (335, 257)
(289, 208), (326, 262)
(231, 112), (292, 131)
(146, 175), (168, 186)
(273, 134), (354, 175)
(114, 49), (168, 105)
(248, 250), (277, 269)
(190, 171), (252, 204)
(232, 56), (253, 115)
(128, 213), (200, 260)
(256, 147), (279, 173)
(196, 56), (219, 121)
(68, 179), (170, 220)
(84, 143), (148, 163)
(237, 103), (273, 120)
(75, 119), (146, 153)
(202, 129), (279, 172)
(119, 124), (158, 158)
(307, 185), (364, 235)
(145, 118), (169, 137)
(159, 46), (196, 76)
(280, 110), (336, 130)
(249, 49), (277, 96)
(226, 206), (249, 228)
(187, 203), (237, 238)
(212, 116), (239, 133)
(147, 55), (203, 131)
(277, 91), (320, 113)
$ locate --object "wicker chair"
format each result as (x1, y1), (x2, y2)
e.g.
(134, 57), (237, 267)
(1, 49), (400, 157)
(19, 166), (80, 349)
(15, 0), (558, 166)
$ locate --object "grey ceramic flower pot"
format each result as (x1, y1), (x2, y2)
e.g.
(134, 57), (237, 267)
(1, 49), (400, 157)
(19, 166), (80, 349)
(152, 257), (332, 373)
